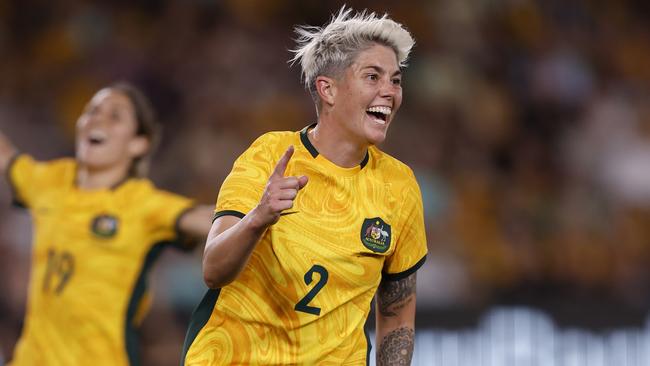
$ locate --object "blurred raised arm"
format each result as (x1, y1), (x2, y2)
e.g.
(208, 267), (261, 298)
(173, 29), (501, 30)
(0, 130), (17, 177)
(177, 204), (214, 240)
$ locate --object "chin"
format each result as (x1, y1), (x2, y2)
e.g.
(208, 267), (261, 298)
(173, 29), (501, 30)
(76, 153), (110, 170)
(364, 126), (389, 145)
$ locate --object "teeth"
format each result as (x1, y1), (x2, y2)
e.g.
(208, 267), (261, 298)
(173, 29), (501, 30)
(366, 106), (392, 115)
(89, 130), (107, 142)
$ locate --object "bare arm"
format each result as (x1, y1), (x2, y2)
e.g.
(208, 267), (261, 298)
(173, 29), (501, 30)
(177, 204), (214, 239)
(201, 208), (267, 288)
(202, 146), (308, 289)
(0, 130), (17, 177)
(375, 272), (417, 366)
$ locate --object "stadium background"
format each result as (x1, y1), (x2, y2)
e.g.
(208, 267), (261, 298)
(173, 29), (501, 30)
(2, 0), (650, 364)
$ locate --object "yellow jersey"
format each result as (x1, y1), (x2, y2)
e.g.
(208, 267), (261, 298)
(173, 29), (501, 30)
(7, 154), (195, 366)
(183, 125), (427, 365)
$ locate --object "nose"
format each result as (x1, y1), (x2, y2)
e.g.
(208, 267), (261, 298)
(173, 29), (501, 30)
(77, 111), (105, 131)
(379, 78), (397, 99)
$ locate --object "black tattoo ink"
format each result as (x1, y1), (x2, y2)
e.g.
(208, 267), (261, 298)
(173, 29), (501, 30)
(378, 327), (415, 365)
(377, 273), (416, 317)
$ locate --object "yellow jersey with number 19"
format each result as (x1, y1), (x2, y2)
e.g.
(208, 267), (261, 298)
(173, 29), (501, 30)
(7, 154), (194, 366)
(182, 125), (428, 365)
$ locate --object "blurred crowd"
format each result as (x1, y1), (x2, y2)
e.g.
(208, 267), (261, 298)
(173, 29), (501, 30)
(2, 0), (650, 364)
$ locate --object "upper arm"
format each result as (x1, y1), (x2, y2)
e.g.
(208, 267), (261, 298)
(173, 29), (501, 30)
(6, 154), (46, 208)
(205, 214), (243, 249)
(376, 272), (417, 318)
(376, 170), (427, 322)
(177, 204), (214, 240)
(375, 273), (418, 365)
(381, 171), (427, 288)
(144, 190), (198, 248)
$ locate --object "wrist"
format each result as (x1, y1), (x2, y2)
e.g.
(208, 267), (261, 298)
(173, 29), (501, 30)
(246, 205), (271, 234)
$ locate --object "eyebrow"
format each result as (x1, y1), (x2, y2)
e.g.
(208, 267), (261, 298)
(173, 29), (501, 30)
(361, 65), (402, 77)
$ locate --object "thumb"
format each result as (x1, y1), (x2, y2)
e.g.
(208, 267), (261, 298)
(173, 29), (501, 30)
(297, 175), (309, 190)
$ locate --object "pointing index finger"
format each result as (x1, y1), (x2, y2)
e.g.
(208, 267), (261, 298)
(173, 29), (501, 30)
(271, 145), (294, 178)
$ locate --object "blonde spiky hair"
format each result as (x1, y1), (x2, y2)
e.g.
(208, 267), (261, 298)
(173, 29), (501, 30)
(290, 6), (415, 105)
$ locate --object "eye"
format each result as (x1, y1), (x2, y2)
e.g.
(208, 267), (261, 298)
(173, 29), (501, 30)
(391, 77), (402, 86)
(366, 73), (379, 81)
(109, 108), (125, 122)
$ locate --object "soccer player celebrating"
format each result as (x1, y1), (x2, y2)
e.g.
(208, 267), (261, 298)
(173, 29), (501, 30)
(0, 82), (213, 365)
(182, 7), (428, 365)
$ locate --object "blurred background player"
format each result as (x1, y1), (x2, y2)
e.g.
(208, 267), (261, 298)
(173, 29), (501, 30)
(0, 82), (213, 365)
(182, 7), (427, 365)
(6, 1), (650, 365)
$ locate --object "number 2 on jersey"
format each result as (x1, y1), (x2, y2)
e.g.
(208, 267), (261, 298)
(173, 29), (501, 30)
(43, 248), (75, 295)
(295, 265), (329, 316)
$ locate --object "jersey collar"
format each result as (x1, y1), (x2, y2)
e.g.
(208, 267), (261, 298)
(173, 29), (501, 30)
(299, 123), (370, 169)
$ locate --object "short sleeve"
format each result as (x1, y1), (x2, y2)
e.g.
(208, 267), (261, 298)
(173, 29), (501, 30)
(214, 134), (276, 220)
(8, 154), (46, 208)
(145, 189), (195, 248)
(382, 171), (428, 280)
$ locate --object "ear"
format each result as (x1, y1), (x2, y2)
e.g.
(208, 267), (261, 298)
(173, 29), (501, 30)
(127, 135), (150, 159)
(315, 76), (336, 107)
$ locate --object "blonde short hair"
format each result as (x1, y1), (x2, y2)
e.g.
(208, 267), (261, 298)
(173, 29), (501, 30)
(290, 6), (415, 105)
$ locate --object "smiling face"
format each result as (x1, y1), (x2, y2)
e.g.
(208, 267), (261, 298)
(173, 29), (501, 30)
(329, 43), (403, 146)
(75, 88), (149, 174)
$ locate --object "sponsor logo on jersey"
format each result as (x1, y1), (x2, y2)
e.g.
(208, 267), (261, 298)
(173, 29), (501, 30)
(360, 217), (391, 253)
(91, 214), (119, 238)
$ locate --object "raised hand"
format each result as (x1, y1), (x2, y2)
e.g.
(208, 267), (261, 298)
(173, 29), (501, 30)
(256, 145), (308, 226)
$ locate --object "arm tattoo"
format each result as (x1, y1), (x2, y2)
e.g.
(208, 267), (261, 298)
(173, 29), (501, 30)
(377, 273), (416, 317)
(378, 327), (414, 366)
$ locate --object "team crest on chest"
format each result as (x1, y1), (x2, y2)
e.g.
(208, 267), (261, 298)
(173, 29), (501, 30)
(360, 217), (391, 253)
(91, 214), (119, 238)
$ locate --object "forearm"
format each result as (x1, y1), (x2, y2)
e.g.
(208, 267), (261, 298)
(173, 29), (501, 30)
(202, 207), (268, 288)
(203, 145), (308, 288)
(375, 306), (415, 365)
(375, 273), (417, 365)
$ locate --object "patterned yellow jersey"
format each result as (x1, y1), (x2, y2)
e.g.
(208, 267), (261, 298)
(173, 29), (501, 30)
(7, 154), (194, 366)
(183, 125), (427, 365)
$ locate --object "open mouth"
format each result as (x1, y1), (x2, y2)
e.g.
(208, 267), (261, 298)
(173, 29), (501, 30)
(366, 106), (391, 125)
(88, 130), (107, 145)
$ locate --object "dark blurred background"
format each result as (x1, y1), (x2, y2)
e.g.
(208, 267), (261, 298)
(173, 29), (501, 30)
(2, 0), (650, 364)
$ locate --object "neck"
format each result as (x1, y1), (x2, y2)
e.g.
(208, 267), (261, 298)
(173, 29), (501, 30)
(76, 163), (131, 190)
(310, 116), (368, 168)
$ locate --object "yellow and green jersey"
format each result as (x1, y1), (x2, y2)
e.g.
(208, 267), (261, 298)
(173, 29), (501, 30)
(183, 124), (428, 365)
(7, 154), (195, 366)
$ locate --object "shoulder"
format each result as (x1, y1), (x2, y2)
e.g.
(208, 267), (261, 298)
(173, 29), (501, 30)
(369, 147), (417, 184)
(119, 178), (176, 200)
(14, 154), (75, 171)
(241, 130), (297, 161)
(250, 131), (295, 150)
(48, 157), (77, 173)
(120, 177), (155, 194)
(13, 155), (76, 182)
(119, 178), (191, 207)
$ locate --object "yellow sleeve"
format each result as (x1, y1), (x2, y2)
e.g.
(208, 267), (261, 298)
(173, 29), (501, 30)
(145, 189), (195, 247)
(214, 134), (276, 219)
(8, 154), (46, 208)
(383, 170), (428, 280)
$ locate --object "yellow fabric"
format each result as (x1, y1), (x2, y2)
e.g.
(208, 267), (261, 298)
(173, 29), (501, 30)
(184, 128), (427, 365)
(8, 154), (193, 366)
